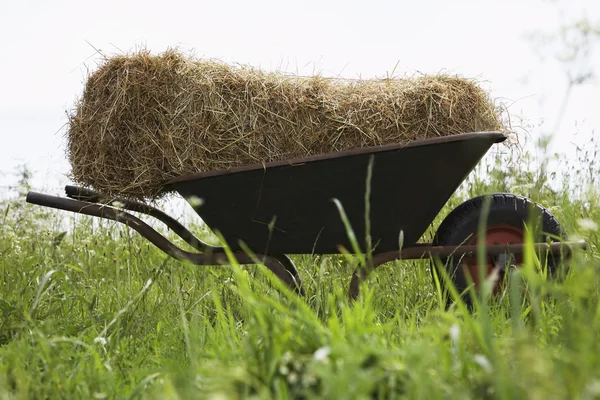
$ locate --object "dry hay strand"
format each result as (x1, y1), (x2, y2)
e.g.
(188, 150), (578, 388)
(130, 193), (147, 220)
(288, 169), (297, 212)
(67, 48), (507, 201)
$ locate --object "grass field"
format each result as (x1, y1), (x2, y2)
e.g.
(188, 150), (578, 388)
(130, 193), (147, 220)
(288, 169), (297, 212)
(1, 139), (599, 399)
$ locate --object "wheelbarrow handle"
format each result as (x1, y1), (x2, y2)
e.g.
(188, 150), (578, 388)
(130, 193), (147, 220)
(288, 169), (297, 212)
(27, 191), (199, 260)
(64, 185), (207, 252)
(25, 191), (306, 295)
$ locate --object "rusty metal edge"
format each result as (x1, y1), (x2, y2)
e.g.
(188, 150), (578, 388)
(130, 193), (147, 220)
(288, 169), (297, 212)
(166, 131), (507, 185)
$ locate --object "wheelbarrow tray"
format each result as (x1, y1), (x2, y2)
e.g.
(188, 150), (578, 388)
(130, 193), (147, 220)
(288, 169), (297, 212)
(167, 131), (507, 255)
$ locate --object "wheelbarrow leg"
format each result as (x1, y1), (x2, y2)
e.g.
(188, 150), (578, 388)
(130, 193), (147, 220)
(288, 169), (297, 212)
(348, 257), (390, 301)
(263, 254), (305, 296)
(348, 241), (586, 301)
(348, 246), (437, 300)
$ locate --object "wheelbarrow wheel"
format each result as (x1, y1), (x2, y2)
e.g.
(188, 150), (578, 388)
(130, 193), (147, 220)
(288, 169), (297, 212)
(431, 193), (565, 308)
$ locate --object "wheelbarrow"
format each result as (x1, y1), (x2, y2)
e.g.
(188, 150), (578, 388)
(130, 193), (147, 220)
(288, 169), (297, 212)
(25, 132), (586, 303)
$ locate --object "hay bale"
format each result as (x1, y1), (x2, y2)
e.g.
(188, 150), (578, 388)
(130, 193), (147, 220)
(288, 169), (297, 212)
(66, 48), (506, 200)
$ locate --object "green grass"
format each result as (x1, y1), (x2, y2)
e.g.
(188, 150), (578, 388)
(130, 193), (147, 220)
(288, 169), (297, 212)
(1, 140), (599, 399)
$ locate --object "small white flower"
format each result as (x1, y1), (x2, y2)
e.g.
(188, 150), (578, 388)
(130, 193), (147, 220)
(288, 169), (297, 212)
(449, 324), (460, 343)
(187, 196), (204, 208)
(473, 354), (493, 373)
(313, 346), (331, 362)
(282, 351), (293, 363)
(94, 336), (107, 346)
(578, 218), (598, 232)
(93, 393), (108, 399)
(585, 380), (600, 396)
(111, 201), (125, 209)
(287, 372), (299, 384)
(449, 324), (461, 372)
(302, 374), (318, 386)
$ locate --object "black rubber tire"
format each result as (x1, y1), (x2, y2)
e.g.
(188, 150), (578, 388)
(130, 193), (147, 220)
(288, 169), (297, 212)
(431, 193), (565, 306)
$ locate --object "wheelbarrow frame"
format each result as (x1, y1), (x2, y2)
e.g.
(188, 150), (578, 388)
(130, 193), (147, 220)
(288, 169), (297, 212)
(25, 132), (587, 299)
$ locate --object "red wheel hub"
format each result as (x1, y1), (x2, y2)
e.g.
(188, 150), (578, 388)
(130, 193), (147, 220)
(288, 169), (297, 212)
(462, 224), (524, 295)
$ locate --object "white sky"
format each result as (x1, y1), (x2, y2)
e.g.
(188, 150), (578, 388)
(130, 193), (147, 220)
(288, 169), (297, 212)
(1, 0), (598, 197)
